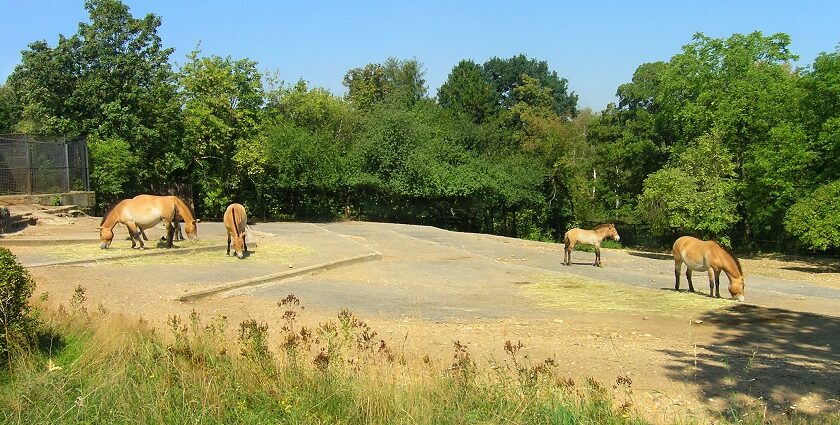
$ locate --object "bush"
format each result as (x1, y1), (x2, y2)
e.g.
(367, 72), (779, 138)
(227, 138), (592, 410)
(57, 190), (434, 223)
(0, 247), (36, 363)
(785, 179), (840, 250)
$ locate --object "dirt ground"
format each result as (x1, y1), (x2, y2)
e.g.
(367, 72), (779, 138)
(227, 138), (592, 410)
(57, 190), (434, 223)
(4, 216), (839, 423)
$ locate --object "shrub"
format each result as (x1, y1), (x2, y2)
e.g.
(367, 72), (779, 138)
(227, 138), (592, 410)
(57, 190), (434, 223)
(0, 247), (36, 363)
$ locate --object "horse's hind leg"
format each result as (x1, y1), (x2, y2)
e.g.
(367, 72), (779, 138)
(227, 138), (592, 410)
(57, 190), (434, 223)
(674, 261), (681, 291)
(686, 269), (695, 292)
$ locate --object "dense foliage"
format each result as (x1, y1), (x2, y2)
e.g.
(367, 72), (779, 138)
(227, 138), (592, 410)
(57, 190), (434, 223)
(0, 247), (36, 363)
(2, 0), (838, 251)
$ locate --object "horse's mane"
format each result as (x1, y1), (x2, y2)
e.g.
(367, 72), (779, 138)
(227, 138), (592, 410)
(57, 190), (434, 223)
(593, 223), (614, 230)
(714, 242), (743, 274)
(99, 199), (125, 225)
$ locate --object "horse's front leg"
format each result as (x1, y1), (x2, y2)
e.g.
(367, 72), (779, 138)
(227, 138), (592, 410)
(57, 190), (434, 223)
(594, 245), (602, 267)
(226, 233), (231, 256)
(126, 222), (143, 249)
(163, 219), (175, 248)
(714, 269), (722, 298)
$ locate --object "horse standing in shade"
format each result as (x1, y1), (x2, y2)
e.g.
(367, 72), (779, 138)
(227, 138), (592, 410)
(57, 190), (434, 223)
(672, 236), (745, 301)
(563, 224), (620, 267)
(224, 203), (248, 259)
(134, 195), (198, 241)
(99, 197), (177, 249)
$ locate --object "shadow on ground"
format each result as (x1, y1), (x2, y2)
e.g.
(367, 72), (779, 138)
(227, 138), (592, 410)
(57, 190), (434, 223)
(659, 304), (840, 419)
(782, 265), (840, 274)
(628, 251), (672, 261)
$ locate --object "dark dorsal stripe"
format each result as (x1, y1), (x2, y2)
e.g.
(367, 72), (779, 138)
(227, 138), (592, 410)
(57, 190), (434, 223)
(231, 206), (239, 237)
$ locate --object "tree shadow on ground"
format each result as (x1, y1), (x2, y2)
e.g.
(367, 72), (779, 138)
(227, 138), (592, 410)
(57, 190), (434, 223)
(782, 265), (840, 274)
(658, 304), (840, 420)
(628, 251), (672, 261)
(744, 252), (840, 273)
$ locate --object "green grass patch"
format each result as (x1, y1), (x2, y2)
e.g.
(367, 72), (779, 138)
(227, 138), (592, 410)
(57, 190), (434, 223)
(523, 274), (732, 317)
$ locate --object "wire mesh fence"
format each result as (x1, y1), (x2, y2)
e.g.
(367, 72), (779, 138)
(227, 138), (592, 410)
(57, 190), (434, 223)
(0, 134), (89, 194)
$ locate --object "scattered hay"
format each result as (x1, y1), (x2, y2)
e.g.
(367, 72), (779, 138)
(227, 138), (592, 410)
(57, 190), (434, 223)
(110, 242), (312, 266)
(523, 274), (732, 317)
(26, 238), (313, 266)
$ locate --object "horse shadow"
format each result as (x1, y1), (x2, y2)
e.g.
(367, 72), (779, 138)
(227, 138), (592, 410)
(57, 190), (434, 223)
(657, 304), (840, 420)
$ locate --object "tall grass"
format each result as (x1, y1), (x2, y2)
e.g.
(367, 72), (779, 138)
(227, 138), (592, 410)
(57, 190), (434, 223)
(2, 292), (834, 424)
(1, 294), (648, 425)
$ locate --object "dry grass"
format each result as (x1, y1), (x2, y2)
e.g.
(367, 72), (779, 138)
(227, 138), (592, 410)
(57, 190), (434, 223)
(523, 273), (732, 317)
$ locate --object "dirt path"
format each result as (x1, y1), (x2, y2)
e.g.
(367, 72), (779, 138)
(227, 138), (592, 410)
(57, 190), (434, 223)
(8, 219), (839, 423)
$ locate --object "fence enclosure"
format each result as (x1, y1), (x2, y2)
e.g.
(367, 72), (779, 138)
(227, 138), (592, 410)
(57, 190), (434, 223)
(0, 134), (89, 194)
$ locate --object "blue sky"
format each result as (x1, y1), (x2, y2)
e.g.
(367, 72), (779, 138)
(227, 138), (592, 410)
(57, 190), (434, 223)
(2, 1), (839, 110)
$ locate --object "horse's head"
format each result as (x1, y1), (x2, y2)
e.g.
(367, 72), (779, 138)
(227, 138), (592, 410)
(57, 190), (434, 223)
(99, 227), (114, 249)
(184, 219), (198, 240)
(608, 224), (620, 241)
(232, 231), (246, 259)
(728, 275), (745, 302)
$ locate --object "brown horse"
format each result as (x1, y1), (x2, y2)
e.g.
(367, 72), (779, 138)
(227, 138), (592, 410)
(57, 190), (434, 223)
(563, 224), (620, 267)
(672, 236), (745, 301)
(134, 195), (198, 241)
(99, 197), (177, 249)
(224, 203), (248, 259)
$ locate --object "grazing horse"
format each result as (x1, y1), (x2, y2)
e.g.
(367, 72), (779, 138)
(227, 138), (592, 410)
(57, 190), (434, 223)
(99, 197), (177, 249)
(224, 203), (248, 259)
(563, 224), (620, 267)
(672, 236), (745, 301)
(134, 195), (198, 241)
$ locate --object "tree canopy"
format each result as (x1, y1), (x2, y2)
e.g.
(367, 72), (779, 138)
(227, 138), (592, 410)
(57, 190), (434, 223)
(3, 1), (837, 251)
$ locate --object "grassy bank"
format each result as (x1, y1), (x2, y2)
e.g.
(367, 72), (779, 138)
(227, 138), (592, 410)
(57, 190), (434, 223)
(1, 295), (647, 425)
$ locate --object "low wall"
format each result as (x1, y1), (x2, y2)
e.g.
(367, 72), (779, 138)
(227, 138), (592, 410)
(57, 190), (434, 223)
(0, 191), (96, 211)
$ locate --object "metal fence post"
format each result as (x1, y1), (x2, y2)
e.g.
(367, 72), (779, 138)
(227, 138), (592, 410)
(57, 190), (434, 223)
(24, 140), (32, 194)
(64, 141), (70, 192)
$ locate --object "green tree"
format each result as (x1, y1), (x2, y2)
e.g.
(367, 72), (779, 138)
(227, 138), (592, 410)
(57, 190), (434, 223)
(0, 85), (21, 133)
(437, 60), (500, 123)
(179, 50), (264, 215)
(6, 0), (182, 204)
(343, 58), (427, 110)
(785, 179), (840, 251)
(637, 131), (739, 242)
(483, 54), (578, 117)
(801, 47), (840, 183)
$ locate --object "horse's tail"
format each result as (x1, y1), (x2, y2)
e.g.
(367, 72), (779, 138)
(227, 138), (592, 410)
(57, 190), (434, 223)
(231, 207), (237, 234)
(563, 232), (570, 250)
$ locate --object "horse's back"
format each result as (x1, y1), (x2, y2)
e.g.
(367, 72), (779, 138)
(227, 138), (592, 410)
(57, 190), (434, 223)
(224, 203), (247, 233)
(673, 236), (714, 270)
(119, 195), (176, 225)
